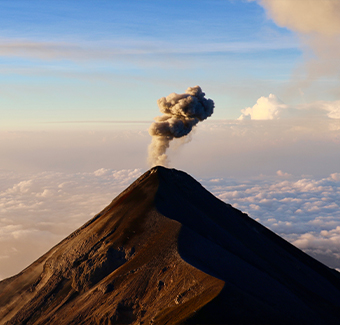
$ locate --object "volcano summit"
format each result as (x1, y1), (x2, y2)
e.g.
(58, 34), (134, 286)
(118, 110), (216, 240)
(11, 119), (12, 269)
(1, 167), (340, 324)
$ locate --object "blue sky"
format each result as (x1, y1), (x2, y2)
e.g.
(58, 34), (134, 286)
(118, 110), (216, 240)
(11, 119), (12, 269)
(0, 0), (305, 128)
(1, 0), (340, 180)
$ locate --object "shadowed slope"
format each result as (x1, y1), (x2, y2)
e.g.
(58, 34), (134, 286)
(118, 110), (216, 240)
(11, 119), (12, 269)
(1, 166), (340, 324)
(154, 167), (340, 324)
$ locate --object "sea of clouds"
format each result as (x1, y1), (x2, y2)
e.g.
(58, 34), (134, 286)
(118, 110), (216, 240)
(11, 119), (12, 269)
(202, 173), (340, 270)
(1, 166), (340, 280)
(0, 168), (142, 279)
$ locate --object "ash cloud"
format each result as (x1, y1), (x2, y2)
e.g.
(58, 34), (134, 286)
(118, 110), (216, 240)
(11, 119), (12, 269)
(258, 0), (340, 36)
(148, 86), (214, 167)
(257, 0), (340, 95)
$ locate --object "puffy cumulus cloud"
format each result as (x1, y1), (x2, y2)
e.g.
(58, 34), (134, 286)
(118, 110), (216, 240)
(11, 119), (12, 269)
(294, 227), (340, 252)
(238, 94), (288, 120)
(93, 168), (141, 180)
(0, 168), (143, 280)
(93, 168), (110, 177)
(330, 173), (340, 182)
(320, 100), (340, 119)
(111, 169), (142, 181)
(6, 180), (33, 194)
(292, 228), (340, 268)
(202, 172), (340, 269)
(238, 95), (340, 120)
(276, 170), (292, 178)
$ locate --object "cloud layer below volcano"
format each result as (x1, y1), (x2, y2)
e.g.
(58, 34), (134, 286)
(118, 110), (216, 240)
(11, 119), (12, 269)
(1, 166), (340, 279)
(1, 115), (340, 279)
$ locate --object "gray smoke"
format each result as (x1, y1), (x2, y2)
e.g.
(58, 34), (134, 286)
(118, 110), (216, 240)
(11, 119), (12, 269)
(148, 85), (214, 166)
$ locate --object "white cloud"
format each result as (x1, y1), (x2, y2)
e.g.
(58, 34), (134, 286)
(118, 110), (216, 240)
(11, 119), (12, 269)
(1, 167), (340, 280)
(322, 101), (340, 119)
(93, 168), (110, 177)
(330, 173), (340, 182)
(276, 170), (292, 178)
(0, 37), (299, 63)
(238, 95), (340, 120)
(0, 168), (144, 280)
(1, 118), (340, 278)
(293, 229), (340, 261)
(6, 180), (33, 194)
(238, 94), (288, 120)
(0, 39), (167, 62)
(202, 172), (340, 269)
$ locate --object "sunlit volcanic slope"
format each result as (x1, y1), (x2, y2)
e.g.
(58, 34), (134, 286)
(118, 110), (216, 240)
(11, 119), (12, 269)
(1, 167), (340, 324)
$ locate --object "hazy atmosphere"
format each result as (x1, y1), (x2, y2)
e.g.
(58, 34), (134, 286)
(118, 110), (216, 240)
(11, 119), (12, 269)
(1, 0), (340, 279)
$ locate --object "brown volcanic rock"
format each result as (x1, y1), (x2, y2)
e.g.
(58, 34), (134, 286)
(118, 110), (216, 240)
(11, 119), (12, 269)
(1, 166), (340, 324)
(0, 167), (223, 325)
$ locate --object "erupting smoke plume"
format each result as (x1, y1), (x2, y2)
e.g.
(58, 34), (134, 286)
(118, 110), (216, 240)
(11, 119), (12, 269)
(148, 86), (214, 167)
(256, 0), (340, 95)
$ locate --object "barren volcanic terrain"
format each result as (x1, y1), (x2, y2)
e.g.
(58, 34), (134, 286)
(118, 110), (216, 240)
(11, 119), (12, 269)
(1, 166), (340, 324)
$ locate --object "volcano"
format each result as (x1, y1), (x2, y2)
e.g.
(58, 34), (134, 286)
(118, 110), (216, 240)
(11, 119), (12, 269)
(1, 166), (340, 324)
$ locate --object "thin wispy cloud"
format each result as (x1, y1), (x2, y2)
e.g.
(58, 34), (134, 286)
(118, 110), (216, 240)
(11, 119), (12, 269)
(0, 37), (298, 63)
(45, 120), (152, 124)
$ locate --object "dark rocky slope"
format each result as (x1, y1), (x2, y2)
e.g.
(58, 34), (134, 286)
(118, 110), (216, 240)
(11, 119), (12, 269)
(1, 166), (340, 324)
